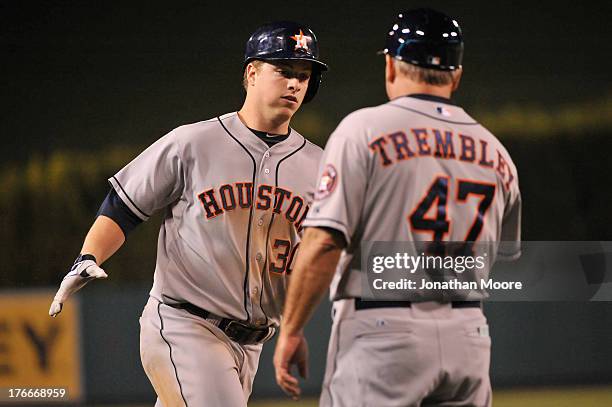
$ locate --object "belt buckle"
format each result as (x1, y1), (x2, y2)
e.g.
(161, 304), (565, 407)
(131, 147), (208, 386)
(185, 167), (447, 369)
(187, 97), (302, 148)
(224, 320), (274, 345)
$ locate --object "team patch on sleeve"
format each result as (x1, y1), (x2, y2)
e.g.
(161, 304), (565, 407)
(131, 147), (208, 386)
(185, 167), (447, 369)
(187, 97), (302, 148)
(315, 164), (338, 200)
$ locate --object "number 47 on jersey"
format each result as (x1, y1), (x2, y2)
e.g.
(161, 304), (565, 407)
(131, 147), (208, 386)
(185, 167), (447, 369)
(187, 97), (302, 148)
(409, 176), (496, 251)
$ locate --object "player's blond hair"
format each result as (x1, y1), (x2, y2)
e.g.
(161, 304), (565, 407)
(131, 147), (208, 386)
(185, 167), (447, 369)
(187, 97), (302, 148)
(243, 60), (265, 90)
(395, 60), (455, 86)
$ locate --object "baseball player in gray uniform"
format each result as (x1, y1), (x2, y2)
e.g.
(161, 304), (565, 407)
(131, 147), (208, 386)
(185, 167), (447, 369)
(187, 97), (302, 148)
(274, 9), (521, 406)
(48, 21), (327, 407)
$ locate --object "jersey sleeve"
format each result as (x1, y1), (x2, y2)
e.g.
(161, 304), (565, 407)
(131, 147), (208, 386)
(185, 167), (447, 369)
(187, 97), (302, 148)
(302, 116), (369, 245)
(97, 188), (144, 236)
(108, 130), (184, 221)
(497, 176), (522, 261)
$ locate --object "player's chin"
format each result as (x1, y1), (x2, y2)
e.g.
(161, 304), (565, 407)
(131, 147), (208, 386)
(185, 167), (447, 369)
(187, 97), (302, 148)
(275, 100), (301, 117)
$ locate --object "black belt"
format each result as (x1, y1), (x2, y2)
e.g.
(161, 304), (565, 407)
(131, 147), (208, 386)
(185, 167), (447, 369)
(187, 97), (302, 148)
(166, 302), (276, 345)
(355, 298), (482, 310)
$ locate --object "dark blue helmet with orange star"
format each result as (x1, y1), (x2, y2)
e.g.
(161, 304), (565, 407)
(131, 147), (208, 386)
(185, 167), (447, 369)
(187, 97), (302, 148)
(381, 8), (463, 71)
(244, 21), (328, 103)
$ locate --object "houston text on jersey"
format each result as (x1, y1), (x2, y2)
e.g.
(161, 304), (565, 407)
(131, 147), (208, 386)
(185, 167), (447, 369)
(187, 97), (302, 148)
(197, 182), (310, 229)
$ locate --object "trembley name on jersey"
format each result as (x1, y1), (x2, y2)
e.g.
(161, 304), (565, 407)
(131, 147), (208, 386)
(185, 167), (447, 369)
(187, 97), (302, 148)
(197, 182), (310, 229)
(369, 128), (516, 190)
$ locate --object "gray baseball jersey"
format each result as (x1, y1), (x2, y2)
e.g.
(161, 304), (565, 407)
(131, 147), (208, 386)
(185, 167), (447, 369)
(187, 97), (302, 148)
(303, 95), (521, 300)
(110, 112), (322, 326)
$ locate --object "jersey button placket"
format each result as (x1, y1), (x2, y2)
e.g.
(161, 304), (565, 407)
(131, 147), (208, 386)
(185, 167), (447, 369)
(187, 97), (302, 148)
(251, 152), (271, 324)
(263, 151), (271, 176)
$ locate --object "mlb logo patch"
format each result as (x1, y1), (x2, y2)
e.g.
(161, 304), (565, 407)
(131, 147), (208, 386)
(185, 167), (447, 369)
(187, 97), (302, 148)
(436, 106), (451, 117)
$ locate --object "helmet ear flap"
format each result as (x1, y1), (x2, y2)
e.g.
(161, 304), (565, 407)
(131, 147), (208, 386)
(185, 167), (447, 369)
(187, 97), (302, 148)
(303, 69), (322, 104)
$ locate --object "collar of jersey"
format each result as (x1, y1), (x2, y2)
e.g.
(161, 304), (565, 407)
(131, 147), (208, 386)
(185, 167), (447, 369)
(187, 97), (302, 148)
(403, 93), (455, 105)
(219, 112), (303, 155)
(247, 126), (291, 147)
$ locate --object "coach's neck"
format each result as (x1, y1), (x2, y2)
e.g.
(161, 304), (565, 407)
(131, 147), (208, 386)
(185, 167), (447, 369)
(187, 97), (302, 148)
(384, 55), (462, 101)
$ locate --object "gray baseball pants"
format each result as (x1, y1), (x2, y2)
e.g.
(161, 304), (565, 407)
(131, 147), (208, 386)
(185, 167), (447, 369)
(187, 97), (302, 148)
(139, 297), (262, 407)
(320, 299), (492, 407)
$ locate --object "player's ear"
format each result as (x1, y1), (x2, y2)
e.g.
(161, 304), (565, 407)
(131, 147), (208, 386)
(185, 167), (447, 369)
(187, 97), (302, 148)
(451, 67), (463, 92)
(245, 62), (259, 87)
(385, 55), (396, 84)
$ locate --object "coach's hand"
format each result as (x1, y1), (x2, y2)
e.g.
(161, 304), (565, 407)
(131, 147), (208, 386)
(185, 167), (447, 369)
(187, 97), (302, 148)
(274, 330), (309, 400)
(49, 254), (107, 317)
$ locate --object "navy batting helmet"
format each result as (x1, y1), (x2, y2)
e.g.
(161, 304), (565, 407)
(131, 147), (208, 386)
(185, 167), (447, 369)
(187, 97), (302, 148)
(244, 21), (328, 103)
(382, 8), (463, 71)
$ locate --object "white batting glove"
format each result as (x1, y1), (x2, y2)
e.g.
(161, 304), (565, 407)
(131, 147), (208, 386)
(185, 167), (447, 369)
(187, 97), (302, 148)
(49, 254), (108, 317)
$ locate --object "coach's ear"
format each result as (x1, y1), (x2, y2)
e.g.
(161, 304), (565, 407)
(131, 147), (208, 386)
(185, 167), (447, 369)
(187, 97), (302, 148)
(451, 67), (463, 92)
(385, 54), (396, 84)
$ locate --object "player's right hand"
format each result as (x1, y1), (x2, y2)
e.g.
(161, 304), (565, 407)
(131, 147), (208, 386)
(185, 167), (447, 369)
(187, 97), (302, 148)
(49, 254), (107, 317)
(273, 331), (309, 400)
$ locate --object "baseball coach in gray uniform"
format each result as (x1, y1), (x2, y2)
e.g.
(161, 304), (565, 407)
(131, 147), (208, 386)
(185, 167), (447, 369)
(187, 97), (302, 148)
(274, 9), (521, 407)
(49, 21), (327, 407)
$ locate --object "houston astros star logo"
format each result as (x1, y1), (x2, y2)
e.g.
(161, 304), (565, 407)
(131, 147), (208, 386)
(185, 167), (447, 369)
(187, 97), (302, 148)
(291, 30), (310, 51)
(315, 164), (337, 200)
